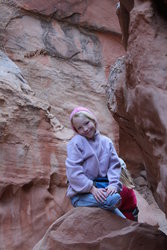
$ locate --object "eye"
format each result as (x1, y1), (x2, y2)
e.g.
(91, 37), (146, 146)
(84, 121), (89, 125)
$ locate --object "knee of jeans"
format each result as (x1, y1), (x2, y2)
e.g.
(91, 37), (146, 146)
(106, 193), (122, 208)
(71, 195), (79, 207)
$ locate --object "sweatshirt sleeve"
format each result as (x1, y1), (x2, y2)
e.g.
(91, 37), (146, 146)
(66, 139), (93, 194)
(107, 141), (122, 192)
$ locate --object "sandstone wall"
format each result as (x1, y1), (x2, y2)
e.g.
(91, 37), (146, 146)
(0, 0), (167, 249)
(0, 1), (125, 249)
(107, 0), (167, 215)
(0, 51), (73, 249)
(0, 0), (124, 145)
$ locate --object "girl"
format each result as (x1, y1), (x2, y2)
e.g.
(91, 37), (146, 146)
(65, 106), (125, 218)
(119, 159), (139, 221)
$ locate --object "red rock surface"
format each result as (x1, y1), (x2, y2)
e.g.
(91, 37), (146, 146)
(107, 1), (167, 216)
(0, 1), (125, 249)
(33, 207), (167, 250)
(0, 51), (72, 249)
(0, 0), (167, 249)
(0, 0), (124, 147)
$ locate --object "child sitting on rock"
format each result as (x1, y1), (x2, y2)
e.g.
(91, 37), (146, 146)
(65, 106), (125, 218)
(119, 158), (139, 221)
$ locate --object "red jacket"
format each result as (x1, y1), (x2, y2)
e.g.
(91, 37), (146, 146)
(119, 185), (138, 221)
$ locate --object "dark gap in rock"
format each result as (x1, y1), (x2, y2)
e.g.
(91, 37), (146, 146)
(152, 0), (167, 20)
(22, 181), (33, 192)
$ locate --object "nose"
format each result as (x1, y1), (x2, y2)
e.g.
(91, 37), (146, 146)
(83, 126), (88, 132)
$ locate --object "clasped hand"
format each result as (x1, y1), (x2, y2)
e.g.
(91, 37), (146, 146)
(90, 185), (117, 202)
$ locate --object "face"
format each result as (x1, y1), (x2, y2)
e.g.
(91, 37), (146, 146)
(72, 115), (96, 139)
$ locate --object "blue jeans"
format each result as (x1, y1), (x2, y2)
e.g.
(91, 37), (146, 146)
(71, 192), (126, 218)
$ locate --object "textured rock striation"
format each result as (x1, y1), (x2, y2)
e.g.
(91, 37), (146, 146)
(0, 51), (72, 250)
(0, 0), (167, 249)
(107, 0), (167, 216)
(33, 207), (167, 250)
(0, 0), (124, 147)
(0, 1), (125, 249)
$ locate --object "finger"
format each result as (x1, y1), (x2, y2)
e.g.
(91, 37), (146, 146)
(95, 194), (104, 202)
(97, 194), (105, 202)
(106, 189), (115, 196)
(99, 189), (107, 199)
(97, 192), (106, 202)
(99, 193), (107, 201)
(97, 196), (105, 202)
(106, 190), (112, 196)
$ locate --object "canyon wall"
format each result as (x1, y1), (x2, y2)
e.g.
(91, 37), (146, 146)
(107, 0), (167, 215)
(0, 0), (167, 249)
(0, 1), (126, 249)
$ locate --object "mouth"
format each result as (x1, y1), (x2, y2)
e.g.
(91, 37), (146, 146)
(85, 131), (91, 136)
(85, 129), (94, 137)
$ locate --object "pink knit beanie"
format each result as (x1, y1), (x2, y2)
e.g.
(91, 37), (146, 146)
(70, 106), (97, 131)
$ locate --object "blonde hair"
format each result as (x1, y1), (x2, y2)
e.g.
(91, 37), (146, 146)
(120, 167), (135, 189)
(71, 111), (97, 131)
